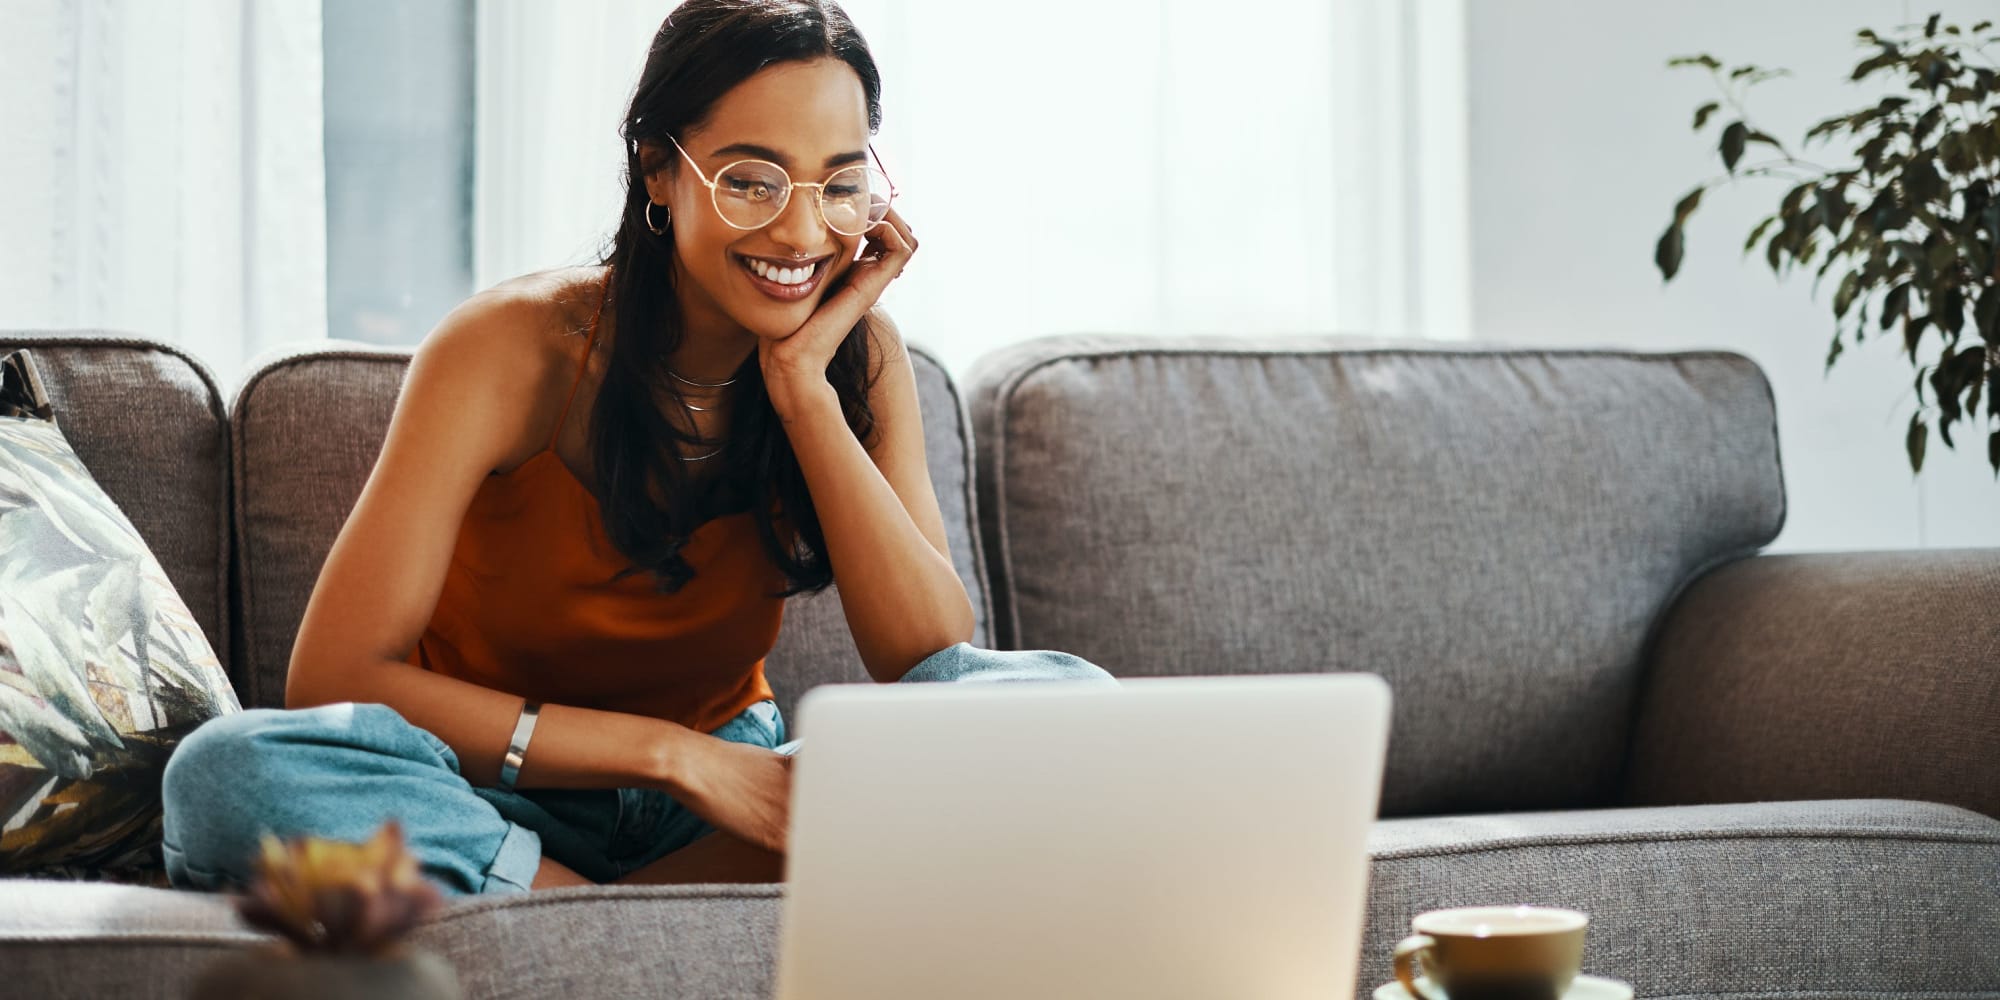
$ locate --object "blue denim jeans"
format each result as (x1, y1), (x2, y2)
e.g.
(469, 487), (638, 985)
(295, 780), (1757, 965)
(160, 642), (1113, 897)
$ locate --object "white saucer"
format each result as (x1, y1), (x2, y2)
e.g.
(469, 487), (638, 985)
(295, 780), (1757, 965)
(1373, 973), (1634, 1000)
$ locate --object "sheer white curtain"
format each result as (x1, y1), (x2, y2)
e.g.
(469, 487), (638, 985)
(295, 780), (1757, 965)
(474, 0), (1471, 372)
(472, 2), (665, 291)
(0, 0), (327, 386)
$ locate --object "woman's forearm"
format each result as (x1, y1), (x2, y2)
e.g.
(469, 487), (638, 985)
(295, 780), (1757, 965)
(770, 379), (976, 680)
(285, 658), (697, 792)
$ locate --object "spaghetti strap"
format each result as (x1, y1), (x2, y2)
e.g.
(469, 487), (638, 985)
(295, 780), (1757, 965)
(550, 274), (611, 450)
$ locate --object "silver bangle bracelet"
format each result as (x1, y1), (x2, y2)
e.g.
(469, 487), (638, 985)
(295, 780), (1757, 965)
(497, 700), (541, 791)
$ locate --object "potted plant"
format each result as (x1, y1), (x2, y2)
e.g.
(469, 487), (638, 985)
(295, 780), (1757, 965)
(1655, 13), (2000, 475)
(190, 821), (460, 1000)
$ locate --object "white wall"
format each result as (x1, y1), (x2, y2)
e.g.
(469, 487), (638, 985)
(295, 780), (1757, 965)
(1465, 0), (2000, 553)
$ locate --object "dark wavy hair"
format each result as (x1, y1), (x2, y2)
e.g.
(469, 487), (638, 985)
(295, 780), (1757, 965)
(594, 0), (883, 597)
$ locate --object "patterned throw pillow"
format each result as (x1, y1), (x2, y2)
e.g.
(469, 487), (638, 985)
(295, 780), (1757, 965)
(0, 349), (241, 877)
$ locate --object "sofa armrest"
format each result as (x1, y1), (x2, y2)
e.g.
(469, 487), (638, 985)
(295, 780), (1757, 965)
(1623, 549), (2000, 818)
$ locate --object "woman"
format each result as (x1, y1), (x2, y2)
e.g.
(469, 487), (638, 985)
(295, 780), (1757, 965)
(160, 0), (1109, 897)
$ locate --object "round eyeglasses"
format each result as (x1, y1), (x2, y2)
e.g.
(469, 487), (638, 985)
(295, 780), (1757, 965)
(667, 133), (896, 237)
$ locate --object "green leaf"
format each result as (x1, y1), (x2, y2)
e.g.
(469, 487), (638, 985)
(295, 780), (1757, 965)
(1925, 13), (1941, 36)
(1674, 187), (1705, 224)
(1940, 132), (1976, 173)
(1806, 114), (1850, 143)
(1693, 102), (1721, 130)
(1934, 350), (1966, 438)
(1743, 215), (1780, 256)
(1819, 183), (1849, 235)
(1907, 413), (1928, 473)
(1655, 224), (1686, 280)
(1859, 134), (1892, 173)
(1882, 281), (1912, 329)
(1781, 182), (1813, 216)
(1833, 271), (1863, 318)
(1990, 428), (2000, 478)
(1720, 122), (1749, 171)
(1914, 106), (1944, 144)
(1668, 54), (1724, 70)
(1905, 314), (1935, 359)
(1852, 52), (1898, 81)
(1976, 285), (2000, 342)
(1940, 286), (1967, 335)
(1928, 239), (1958, 278)
(1954, 338), (1987, 383)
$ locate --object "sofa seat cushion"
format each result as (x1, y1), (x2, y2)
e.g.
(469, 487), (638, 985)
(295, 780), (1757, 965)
(1362, 799), (2000, 998)
(7, 800), (1992, 999)
(0, 880), (259, 997)
(0, 880), (784, 999)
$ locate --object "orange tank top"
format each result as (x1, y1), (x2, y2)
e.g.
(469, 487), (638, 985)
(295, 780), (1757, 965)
(406, 279), (785, 735)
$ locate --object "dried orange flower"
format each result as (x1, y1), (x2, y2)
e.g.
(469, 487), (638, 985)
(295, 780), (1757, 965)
(235, 820), (443, 955)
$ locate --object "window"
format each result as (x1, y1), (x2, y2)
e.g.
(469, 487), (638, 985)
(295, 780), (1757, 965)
(322, 0), (475, 346)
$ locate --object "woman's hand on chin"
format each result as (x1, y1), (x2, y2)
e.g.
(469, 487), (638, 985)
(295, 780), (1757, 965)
(757, 205), (916, 407)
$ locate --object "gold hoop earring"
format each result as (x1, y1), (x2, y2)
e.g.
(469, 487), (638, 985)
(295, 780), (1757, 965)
(645, 201), (670, 236)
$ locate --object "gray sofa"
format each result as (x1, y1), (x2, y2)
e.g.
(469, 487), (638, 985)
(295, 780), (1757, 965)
(2, 330), (1995, 1000)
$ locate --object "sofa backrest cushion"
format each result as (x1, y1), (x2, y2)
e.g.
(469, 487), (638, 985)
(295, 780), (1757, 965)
(967, 335), (1786, 816)
(0, 333), (231, 682)
(231, 341), (990, 722)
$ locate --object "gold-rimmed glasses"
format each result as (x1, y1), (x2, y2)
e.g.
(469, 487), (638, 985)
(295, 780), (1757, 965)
(666, 133), (897, 236)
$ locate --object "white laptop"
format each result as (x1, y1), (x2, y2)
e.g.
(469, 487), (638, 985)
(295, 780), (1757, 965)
(774, 672), (1393, 1000)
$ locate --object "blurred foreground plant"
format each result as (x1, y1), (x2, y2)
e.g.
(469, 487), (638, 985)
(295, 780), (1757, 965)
(238, 820), (443, 955)
(190, 821), (460, 1000)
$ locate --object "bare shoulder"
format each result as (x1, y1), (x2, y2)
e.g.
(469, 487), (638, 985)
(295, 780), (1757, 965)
(402, 265), (609, 469)
(435, 265), (606, 368)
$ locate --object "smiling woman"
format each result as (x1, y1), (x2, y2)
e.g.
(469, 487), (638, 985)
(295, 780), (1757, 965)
(156, 0), (1109, 901)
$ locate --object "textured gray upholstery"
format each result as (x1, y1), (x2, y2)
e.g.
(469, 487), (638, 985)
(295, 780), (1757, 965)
(0, 333), (232, 679)
(230, 343), (405, 708)
(5, 330), (1995, 1000)
(229, 339), (987, 719)
(7, 800), (1995, 999)
(410, 885), (784, 999)
(1626, 548), (2000, 819)
(1362, 799), (2000, 997)
(0, 880), (785, 1000)
(968, 335), (1786, 817)
(0, 881), (258, 999)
